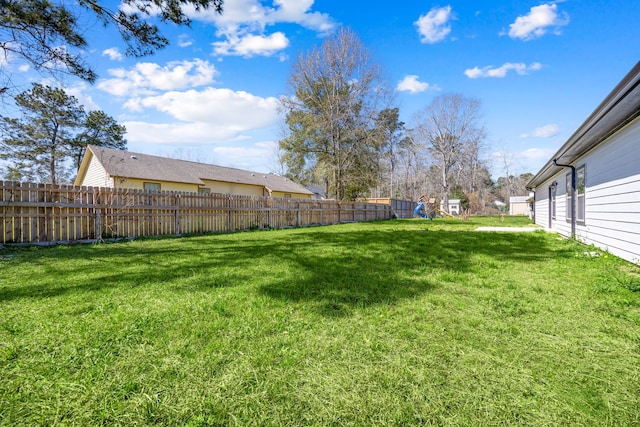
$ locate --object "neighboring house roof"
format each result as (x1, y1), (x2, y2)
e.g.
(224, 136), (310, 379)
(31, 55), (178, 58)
(78, 145), (313, 195)
(509, 196), (530, 204)
(528, 61), (640, 188)
(305, 184), (326, 198)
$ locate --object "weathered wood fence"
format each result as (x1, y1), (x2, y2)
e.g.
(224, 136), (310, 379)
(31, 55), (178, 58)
(363, 198), (416, 219)
(0, 181), (394, 244)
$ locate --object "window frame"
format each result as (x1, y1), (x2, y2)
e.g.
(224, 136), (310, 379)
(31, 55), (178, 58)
(550, 183), (557, 221)
(565, 172), (572, 222)
(143, 182), (161, 192)
(576, 165), (586, 225)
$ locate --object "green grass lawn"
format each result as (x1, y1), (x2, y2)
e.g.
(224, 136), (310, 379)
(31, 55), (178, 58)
(1, 216), (639, 426)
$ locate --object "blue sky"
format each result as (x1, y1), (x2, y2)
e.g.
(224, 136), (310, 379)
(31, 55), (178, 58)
(4, 0), (640, 178)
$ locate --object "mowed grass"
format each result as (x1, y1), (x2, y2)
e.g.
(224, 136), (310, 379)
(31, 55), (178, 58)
(1, 217), (639, 426)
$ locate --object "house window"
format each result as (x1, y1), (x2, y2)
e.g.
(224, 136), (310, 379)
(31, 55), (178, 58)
(577, 165), (586, 225)
(565, 172), (572, 221)
(550, 184), (557, 220)
(143, 182), (161, 192)
(198, 188), (211, 195)
(284, 194), (292, 199)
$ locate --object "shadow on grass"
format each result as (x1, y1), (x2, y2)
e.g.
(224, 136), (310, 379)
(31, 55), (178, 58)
(0, 221), (571, 316)
(254, 226), (563, 315)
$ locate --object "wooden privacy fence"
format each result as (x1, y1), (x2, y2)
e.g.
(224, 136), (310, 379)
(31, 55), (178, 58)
(0, 181), (392, 244)
(363, 198), (416, 219)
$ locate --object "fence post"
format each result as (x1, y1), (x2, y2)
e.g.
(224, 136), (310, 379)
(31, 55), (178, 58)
(175, 193), (181, 235)
(227, 195), (233, 232)
(94, 188), (102, 240)
(95, 208), (101, 240)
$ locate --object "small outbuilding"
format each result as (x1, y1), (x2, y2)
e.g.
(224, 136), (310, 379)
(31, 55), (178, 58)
(509, 196), (532, 217)
(74, 145), (313, 199)
(527, 61), (640, 264)
(441, 199), (461, 215)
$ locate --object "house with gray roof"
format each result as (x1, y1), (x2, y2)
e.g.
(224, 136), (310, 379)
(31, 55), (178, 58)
(527, 61), (640, 264)
(74, 145), (313, 199)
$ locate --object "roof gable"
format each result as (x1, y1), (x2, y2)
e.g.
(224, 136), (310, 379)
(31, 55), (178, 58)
(81, 145), (312, 195)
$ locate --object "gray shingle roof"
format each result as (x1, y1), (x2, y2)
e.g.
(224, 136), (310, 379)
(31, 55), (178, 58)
(87, 145), (312, 195)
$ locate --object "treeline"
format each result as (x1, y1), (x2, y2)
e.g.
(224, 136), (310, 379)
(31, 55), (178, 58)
(277, 29), (531, 212)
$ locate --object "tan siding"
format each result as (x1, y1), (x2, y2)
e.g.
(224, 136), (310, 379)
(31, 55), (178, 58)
(510, 202), (530, 215)
(200, 179), (264, 196)
(271, 191), (312, 199)
(116, 178), (198, 192)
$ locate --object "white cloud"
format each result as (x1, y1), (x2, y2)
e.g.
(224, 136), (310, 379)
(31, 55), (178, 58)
(520, 147), (557, 162)
(97, 59), (217, 96)
(102, 47), (123, 61)
(123, 122), (247, 145)
(465, 62), (542, 78)
(396, 75), (431, 94)
(212, 32), (289, 57)
(520, 124), (560, 138)
(415, 6), (453, 44)
(121, 88), (280, 145)
(212, 141), (279, 170)
(133, 87), (279, 124)
(1, 46), (30, 72)
(36, 79), (100, 111)
(178, 34), (194, 48)
(198, 0), (334, 32)
(269, 0), (335, 33)
(489, 146), (557, 176)
(214, 141), (275, 157)
(193, 0), (335, 57)
(506, 3), (569, 41)
(67, 86), (100, 111)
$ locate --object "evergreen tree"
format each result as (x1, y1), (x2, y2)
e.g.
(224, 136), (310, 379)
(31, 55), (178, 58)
(0, 0), (223, 91)
(0, 83), (126, 183)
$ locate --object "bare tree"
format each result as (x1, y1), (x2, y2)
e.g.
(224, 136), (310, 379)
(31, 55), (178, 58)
(372, 107), (405, 198)
(278, 28), (393, 200)
(411, 94), (486, 211)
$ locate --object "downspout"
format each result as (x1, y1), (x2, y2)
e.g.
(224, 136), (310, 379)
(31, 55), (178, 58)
(553, 159), (576, 239)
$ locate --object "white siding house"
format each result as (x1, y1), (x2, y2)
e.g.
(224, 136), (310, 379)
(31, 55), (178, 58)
(441, 199), (461, 215)
(527, 61), (640, 264)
